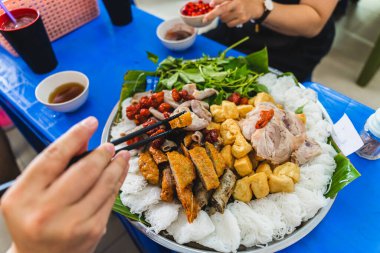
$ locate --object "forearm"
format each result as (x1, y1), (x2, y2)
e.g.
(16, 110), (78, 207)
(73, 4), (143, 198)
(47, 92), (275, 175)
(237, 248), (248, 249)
(262, 2), (336, 38)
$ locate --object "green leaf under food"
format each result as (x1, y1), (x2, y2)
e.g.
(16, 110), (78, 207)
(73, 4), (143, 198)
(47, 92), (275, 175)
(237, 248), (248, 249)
(245, 47), (269, 74)
(112, 194), (150, 226)
(146, 51), (159, 64)
(324, 137), (361, 198)
(115, 70), (156, 122)
(295, 105), (304, 114)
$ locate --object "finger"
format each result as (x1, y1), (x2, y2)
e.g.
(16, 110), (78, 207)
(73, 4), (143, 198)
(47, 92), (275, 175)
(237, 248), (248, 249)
(210, 0), (231, 7)
(17, 117), (98, 191)
(46, 143), (115, 206)
(73, 151), (130, 219)
(227, 18), (242, 28)
(220, 11), (238, 23)
(203, 1), (233, 23)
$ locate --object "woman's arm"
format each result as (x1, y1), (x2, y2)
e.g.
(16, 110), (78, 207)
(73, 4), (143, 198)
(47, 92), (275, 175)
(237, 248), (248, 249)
(204, 0), (338, 38)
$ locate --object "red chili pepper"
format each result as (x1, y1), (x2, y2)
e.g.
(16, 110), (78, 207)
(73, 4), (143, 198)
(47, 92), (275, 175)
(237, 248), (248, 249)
(255, 109), (274, 129)
(172, 88), (182, 102)
(158, 103), (172, 113)
(126, 136), (142, 145)
(227, 92), (241, 105)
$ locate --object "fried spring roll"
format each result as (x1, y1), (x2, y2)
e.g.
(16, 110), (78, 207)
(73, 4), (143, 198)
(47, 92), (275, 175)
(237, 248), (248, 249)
(161, 167), (175, 202)
(189, 147), (220, 191)
(176, 185), (200, 223)
(138, 151), (159, 185)
(149, 146), (168, 165)
(194, 180), (211, 209)
(205, 142), (227, 177)
(211, 169), (237, 213)
(167, 151), (196, 189)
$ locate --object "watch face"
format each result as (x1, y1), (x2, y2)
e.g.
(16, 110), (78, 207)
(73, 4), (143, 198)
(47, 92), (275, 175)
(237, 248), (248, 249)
(264, 0), (274, 10)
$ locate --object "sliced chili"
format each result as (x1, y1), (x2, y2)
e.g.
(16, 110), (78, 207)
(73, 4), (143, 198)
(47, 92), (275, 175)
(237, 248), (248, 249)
(255, 109), (274, 129)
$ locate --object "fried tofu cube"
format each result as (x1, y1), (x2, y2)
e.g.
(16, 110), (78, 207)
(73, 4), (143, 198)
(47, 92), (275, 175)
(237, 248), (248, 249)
(237, 105), (254, 118)
(169, 111), (192, 129)
(222, 101), (239, 119)
(189, 147), (220, 191)
(234, 155), (253, 177)
(256, 162), (272, 177)
(176, 185), (200, 223)
(167, 151), (196, 189)
(220, 119), (240, 145)
(220, 145), (234, 169)
(233, 177), (253, 202)
(232, 133), (252, 159)
(248, 97), (256, 106)
(250, 172), (269, 199)
(207, 122), (221, 131)
(210, 105), (226, 123)
(161, 167), (175, 202)
(138, 152), (159, 185)
(273, 162), (300, 183)
(254, 92), (275, 106)
(269, 174), (294, 193)
(148, 146), (168, 165)
(205, 142), (227, 177)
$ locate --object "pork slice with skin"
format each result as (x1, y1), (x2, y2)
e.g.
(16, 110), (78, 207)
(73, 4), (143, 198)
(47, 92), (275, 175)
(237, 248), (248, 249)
(193, 88), (218, 100)
(149, 107), (166, 120)
(191, 100), (212, 122)
(291, 138), (322, 165)
(251, 121), (294, 165)
(282, 110), (306, 150)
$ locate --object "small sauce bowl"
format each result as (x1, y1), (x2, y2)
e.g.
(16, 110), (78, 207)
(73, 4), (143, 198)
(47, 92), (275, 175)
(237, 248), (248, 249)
(35, 71), (89, 113)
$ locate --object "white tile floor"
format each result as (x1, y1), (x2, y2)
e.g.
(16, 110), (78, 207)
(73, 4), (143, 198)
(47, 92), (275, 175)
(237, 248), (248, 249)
(0, 0), (379, 252)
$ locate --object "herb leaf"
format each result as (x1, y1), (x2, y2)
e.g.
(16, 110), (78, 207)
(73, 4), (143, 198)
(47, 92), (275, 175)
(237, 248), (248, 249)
(112, 194), (150, 226)
(245, 47), (269, 73)
(146, 51), (159, 64)
(295, 105), (304, 114)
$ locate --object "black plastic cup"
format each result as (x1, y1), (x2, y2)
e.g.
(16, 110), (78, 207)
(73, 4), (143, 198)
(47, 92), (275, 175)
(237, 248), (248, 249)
(102, 0), (133, 26)
(0, 8), (57, 74)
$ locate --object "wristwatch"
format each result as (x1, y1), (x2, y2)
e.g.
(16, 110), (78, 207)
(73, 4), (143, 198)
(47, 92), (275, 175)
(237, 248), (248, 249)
(252, 0), (274, 32)
(256, 0), (274, 24)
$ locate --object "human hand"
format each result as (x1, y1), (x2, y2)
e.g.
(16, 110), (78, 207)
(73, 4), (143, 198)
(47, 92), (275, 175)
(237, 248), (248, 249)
(203, 0), (265, 27)
(1, 117), (130, 253)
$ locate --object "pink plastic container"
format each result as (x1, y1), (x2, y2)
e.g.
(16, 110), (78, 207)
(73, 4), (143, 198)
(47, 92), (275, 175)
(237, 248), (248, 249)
(0, 108), (13, 129)
(0, 0), (100, 56)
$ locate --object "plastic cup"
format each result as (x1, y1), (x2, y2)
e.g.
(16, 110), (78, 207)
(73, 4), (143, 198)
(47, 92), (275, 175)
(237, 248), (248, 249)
(102, 0), (133, 26)
(0, 8), (57, 74)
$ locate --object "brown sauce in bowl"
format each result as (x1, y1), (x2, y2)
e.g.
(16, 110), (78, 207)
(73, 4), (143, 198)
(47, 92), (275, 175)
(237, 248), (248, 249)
(48, 82), (85, 104)
(164, 24), (194, 41)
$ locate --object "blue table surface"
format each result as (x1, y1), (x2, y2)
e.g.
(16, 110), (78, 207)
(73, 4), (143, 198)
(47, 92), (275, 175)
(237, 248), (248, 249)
(0, 3), (379, 253)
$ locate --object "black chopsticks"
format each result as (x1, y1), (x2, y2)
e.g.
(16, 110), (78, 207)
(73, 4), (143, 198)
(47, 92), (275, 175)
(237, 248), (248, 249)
(0, 112), (186, 195)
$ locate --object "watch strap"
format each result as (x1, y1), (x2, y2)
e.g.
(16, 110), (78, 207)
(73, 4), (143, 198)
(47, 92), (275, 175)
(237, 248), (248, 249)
(255, 8), (271, 25)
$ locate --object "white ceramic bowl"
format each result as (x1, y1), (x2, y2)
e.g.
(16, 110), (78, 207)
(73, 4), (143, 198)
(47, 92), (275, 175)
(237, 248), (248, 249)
(35, 71), (89, 113)
(156, 18), (197, 51)
(179, 1), (213, 28)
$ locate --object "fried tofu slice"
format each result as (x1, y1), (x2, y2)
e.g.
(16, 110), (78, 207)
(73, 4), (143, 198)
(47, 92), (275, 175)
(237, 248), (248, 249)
(148, 146), (168, 165)
(183, 132), (193, 147)
(169, 112), (192, 129)
(189, 147), (220, 191)
(180, 143), (190, 159)
(167, 151), (196, 189)
(176, 185), (200, 223)
(161, 167), (175, 202)
(138, 151), (159, 185)
(205, 142), (227, 177)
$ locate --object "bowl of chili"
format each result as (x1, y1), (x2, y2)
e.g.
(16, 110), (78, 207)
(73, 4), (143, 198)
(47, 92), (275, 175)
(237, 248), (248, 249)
(180, 0), (214, 28)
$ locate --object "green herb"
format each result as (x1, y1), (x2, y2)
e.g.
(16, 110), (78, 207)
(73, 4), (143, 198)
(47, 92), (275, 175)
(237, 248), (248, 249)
(324, 137), (361, 198)
(112, 194), (150, 226)
(155, 37), (269, 102)
(115, 70), (156, 122)
(295, 105), (304, 114)
(278, 72), (299, 86)
(146, 51), (159, 64)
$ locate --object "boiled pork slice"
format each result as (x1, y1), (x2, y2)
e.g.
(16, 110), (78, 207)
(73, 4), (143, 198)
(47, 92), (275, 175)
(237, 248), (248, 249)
(291, 138), (322, 165)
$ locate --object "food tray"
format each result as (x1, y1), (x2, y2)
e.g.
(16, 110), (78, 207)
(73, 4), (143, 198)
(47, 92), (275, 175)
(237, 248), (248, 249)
(101, 83), (336, 253)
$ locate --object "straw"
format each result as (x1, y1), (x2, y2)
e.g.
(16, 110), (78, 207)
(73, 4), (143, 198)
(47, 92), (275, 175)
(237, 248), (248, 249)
(0, 1), (17, 24)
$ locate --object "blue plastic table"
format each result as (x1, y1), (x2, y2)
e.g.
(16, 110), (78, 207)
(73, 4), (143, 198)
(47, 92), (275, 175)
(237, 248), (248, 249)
(0, 3), (379, 253)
